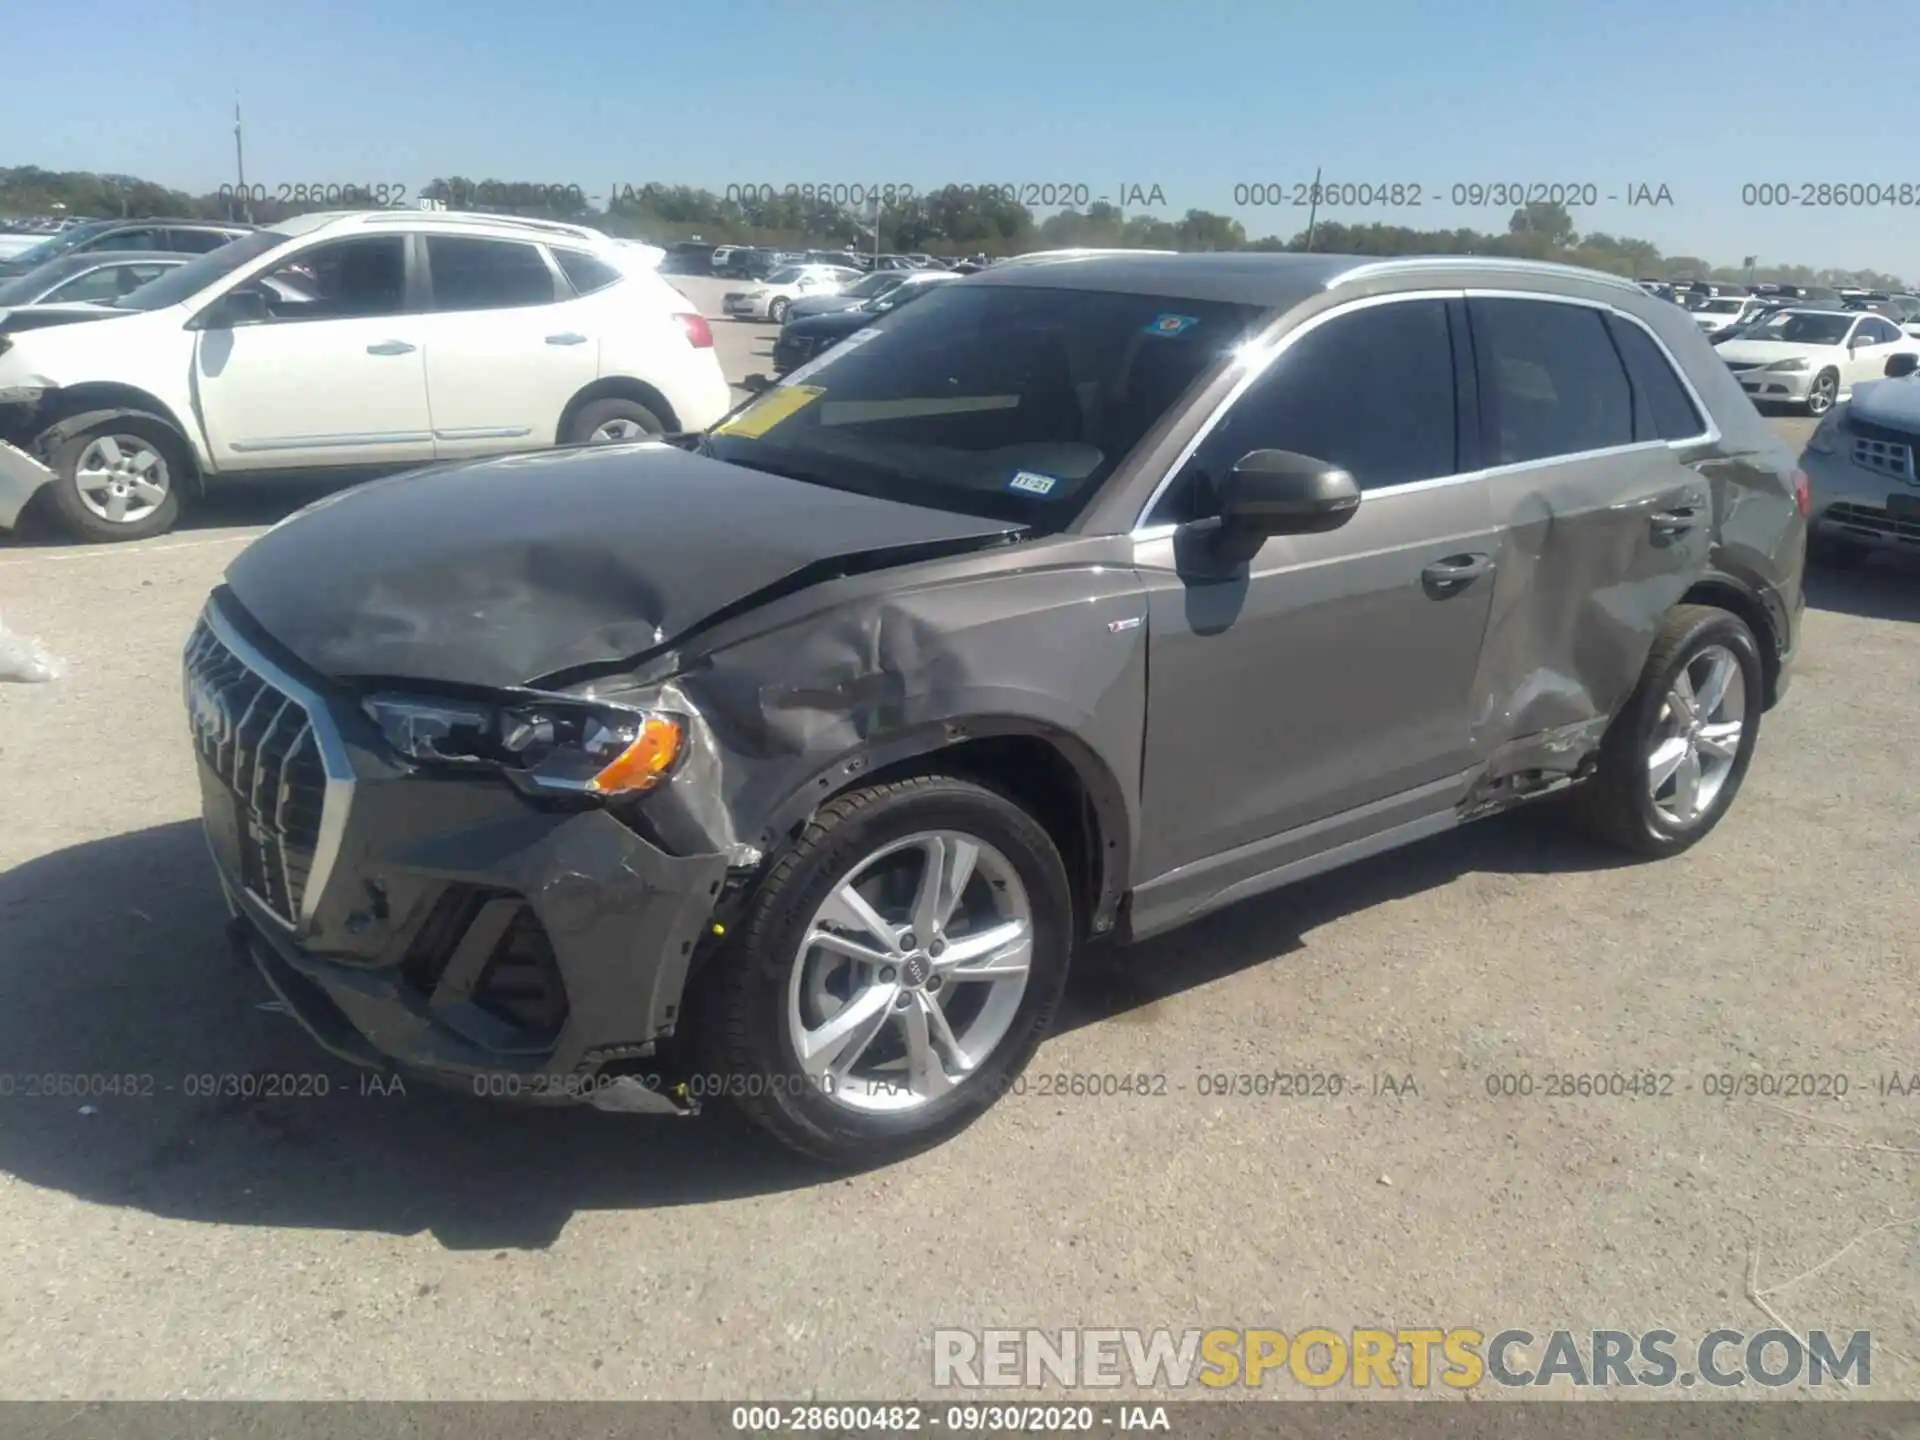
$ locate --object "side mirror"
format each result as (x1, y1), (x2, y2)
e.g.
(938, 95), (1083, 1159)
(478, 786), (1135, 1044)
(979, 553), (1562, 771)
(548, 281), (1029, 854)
(192, 286), (270, 329)
(1885, 352), (1920, 378)
(1192, 450), (1361, 563)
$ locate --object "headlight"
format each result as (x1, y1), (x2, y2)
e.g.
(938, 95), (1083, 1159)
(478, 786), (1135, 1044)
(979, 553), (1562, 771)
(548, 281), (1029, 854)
(362, 693), (683, 798)
(1764, 358), (1809, 372)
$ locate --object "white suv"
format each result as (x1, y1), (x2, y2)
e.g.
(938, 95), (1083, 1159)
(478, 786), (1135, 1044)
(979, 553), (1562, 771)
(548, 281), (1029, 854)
(0, 210), (733, 542)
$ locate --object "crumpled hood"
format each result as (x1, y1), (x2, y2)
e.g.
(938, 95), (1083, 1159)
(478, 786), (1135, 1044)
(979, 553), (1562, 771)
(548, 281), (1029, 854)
(223, 443), (1022, 690)
(1846, 377), (1920, 435)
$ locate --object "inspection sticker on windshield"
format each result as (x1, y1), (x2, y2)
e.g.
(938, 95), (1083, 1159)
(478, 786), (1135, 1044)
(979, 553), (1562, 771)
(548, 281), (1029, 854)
(779, 327), (884, 387)
(1007, 471), (1060, 496)
(714, 385), (824, 438)
(1144, 313), (1199, 337)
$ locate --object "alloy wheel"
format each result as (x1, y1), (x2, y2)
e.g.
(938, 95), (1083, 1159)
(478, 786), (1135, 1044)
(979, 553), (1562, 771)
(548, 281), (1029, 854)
(786, 830), (1034, 1113)
(1807, 373), (1837, 415)
(1645, 643), (1746, 828)
(74, 434), (170, 525)
(589, 418), (649, 442)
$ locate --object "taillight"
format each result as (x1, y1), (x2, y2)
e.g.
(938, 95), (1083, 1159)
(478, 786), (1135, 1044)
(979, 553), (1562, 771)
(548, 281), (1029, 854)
(675, 313), (713, 348)
(1791, 468), (1811, 517)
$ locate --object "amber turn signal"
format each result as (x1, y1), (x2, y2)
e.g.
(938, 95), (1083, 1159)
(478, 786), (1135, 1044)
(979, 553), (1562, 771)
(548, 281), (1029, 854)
(585, 715), (683, 795)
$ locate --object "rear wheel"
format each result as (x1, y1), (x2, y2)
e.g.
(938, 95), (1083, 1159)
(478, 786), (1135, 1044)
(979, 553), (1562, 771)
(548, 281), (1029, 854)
(39, 415), (186, 543)
(564, 398), (665, 446)
(702, 775), (1073, 1165)
(1566, 605), (1763, 858)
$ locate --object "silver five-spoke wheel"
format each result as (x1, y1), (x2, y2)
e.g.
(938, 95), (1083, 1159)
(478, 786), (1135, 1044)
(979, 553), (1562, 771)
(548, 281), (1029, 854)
(590, 417), (648, 442)
(788, 830), (1033, 1113)
(1646, 642), (1745, 827)
(74, 434), (170, 525)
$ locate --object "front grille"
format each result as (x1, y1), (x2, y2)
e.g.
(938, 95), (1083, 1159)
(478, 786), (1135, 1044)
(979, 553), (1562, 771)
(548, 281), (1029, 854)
(184, 618), (328, 924)
(1724, 360), (1764, 372)
(1851, 436), (1917, 483)
(1826, 501), (1920, 547)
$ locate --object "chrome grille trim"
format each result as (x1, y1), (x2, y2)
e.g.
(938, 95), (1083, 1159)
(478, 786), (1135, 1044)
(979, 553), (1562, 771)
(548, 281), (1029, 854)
(183, 601), (354, 931)
(1850, 435), (1917, 484)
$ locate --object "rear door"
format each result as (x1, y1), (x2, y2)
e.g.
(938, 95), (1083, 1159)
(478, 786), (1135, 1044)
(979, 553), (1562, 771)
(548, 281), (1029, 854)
(417, 234), (600, 459)
(1462, 295), (1711, 753)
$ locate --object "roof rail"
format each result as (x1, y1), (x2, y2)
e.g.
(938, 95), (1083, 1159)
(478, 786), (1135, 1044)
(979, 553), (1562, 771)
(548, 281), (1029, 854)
(355, 210), (606, 242)
(1327, 255), (1647, 297)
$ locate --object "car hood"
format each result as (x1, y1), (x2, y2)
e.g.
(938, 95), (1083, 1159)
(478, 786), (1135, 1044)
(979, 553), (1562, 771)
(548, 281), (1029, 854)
(0, 301), (127, 334)
(1846, 377), (1920, 435)
(222, 443), (1025, 690)
(788, 295), (861, 319)
(1715, 339), (1836, 363)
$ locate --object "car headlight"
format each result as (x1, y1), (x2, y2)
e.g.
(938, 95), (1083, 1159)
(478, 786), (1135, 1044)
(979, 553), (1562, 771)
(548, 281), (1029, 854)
(1764, 358), (1809, 372)
(362, 692), (683, 798)
(1806, 407), (1846, 454)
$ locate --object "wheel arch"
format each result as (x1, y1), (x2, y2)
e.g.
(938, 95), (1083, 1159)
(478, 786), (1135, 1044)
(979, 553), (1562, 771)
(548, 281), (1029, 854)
(752, 719), (1135, 945)
(556, 378), (679, 444)
(33, 388), (205, 493)
(1677, 573), (1783, 708)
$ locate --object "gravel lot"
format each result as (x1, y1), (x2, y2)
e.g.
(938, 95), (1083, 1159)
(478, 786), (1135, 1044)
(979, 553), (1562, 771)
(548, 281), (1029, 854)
(0, 281), (1915, 1401)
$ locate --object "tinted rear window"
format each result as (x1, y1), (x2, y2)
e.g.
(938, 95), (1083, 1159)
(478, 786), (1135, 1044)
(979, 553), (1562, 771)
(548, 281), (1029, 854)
(1468, 298), (1634, 464)
(1605, 315), (1707, 441)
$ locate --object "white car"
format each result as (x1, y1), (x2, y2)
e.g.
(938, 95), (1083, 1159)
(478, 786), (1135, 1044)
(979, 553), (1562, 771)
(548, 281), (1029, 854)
(722, 264), (862, 322)
(1714, 308), (1919, 416)
(0, 210), (733, 542)
(783, 267), (950, 324)
(1691, 294), (1764, 337)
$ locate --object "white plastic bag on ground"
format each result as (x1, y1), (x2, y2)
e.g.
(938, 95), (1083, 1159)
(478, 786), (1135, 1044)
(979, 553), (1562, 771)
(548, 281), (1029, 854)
(0, 610), (63, 683)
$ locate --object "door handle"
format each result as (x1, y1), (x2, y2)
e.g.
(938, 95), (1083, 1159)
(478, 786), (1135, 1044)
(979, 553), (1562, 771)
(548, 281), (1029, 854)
(545, 332), (588, 346)
(366, 340), (415, 355)
(1421, 553), (1492, 595)
(1649, 506), (1699, 538)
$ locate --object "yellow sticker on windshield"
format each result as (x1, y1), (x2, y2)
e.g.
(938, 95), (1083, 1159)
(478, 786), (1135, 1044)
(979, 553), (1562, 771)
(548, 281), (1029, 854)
(714, 385), (825, 438)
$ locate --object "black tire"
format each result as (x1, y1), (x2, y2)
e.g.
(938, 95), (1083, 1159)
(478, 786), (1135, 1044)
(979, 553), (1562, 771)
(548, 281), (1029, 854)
(563, 398), (665, 446)
(768, 296), (790, 323)
(1807, 532), (1870, 568)
(38, 414), (187, 543)
(1566, 604), (1764, 859)
(1804, 368), (1839, 416)
(702, 774), (1074, 1166)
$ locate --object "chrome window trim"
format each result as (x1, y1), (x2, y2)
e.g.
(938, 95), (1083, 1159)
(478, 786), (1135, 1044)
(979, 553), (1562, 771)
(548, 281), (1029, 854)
(1130, 287), (1720, 535)
(198, 599), (355, 933)
(1326, 256), (1648, 299)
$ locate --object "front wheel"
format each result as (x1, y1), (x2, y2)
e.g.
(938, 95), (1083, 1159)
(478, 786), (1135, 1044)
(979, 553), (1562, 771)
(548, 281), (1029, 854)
(767, 296), (790, 323)
(39, 415), (187, 542)
(1566, 605), (1764, 859)
(1804, 369), (1839, 416)
(702, 775), (1074, 1165)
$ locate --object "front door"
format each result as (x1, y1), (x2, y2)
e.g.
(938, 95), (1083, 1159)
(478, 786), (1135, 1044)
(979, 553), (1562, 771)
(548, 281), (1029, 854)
(1134, 295), (1497, 893)
(193, 235), (433, 471)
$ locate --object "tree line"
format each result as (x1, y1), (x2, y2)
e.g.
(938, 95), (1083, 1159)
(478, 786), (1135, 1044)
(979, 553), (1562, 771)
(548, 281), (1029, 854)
(1, 165), (1906, 291)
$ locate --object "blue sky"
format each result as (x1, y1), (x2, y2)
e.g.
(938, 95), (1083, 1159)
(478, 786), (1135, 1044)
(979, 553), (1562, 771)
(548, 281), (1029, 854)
(10, 0), (1917, 275)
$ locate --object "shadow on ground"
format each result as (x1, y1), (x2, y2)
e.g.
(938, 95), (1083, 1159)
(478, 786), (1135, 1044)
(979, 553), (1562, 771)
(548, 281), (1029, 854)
(0, 800), (1631, 1248)
(1804, 553), (1920, 622)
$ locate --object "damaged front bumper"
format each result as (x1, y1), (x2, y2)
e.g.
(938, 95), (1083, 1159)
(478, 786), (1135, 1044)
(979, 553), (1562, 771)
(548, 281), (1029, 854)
(189, 594), (732, 1106)
(0, 438), (52, 530)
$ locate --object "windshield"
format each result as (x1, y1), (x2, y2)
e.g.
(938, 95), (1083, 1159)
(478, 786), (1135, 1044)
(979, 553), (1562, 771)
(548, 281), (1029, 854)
(1701, 298), (1746, 314)
(6, 220), (118, 268)
(764, 267), (806, 285)
(844, 271), (906, 299)
(705, 283), (1264, 531)
(864, 278), (952, 314)
(1739, 311), (1853, 345)
(111, 229), (288, 310)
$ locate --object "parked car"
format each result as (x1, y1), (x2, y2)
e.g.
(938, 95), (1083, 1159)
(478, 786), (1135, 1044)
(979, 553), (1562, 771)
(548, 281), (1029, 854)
(1843, 294), (1920, 336)
(772, 270), (961, 373)
(782, 266), (947, 323)
(1799, 351), (1920, 565)
(0, 210), (732, 541)
(660, 241), (716, 276)
(0, 217), (252, 279)
(1692, 294), (1765, 337)
(182, 252), (1805, 1163)
(722, 264), (862, 322)
(0, 250), (193, 308)
(1714, 308), (1918, 414)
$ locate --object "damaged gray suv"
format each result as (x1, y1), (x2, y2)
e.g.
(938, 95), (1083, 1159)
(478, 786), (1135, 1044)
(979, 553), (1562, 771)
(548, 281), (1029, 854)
(185, 252), (1807, 1163)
